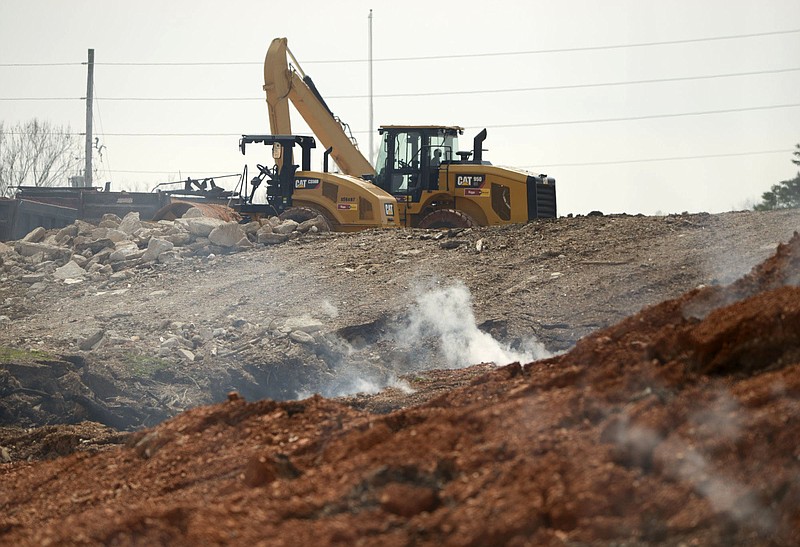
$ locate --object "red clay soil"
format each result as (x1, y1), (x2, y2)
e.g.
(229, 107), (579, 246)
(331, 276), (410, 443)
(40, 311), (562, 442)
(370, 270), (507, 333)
(1, 234), (799, 546)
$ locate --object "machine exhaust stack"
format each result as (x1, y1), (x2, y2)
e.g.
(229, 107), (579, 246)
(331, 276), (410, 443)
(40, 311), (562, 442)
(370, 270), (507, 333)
(323, 147), (333, 173)
(473, 129), (487, 164)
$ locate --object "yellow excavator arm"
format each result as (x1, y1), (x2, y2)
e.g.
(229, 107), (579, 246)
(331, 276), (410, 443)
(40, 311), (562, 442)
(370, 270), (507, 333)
(263, 38), (376, 178)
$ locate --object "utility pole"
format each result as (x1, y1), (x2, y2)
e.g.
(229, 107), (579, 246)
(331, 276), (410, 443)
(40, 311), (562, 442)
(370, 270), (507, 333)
(367, 10), (374, 164)
(84, 48), (94, 187)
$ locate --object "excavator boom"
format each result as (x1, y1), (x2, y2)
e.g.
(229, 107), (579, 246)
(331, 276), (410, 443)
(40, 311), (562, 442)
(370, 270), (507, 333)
(263, 38), (376, 178)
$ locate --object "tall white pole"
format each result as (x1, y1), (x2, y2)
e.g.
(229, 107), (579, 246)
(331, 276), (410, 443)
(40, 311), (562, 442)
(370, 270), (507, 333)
(368, 9), (374, 164)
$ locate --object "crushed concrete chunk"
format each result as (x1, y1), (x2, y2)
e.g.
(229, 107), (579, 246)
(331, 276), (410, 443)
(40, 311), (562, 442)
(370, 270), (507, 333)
(53, 261), (86, 280)
(208, 223), (247, 248)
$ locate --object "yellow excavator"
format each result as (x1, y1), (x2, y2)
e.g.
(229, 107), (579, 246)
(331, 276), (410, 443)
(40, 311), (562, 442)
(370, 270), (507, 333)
(242, 37), (556, 230)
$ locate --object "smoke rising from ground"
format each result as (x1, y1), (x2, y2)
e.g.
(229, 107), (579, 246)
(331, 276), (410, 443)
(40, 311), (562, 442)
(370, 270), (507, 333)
(396, 282), (551, 369)
(610, 393), (777, 535)
(302, 281), (551, 399)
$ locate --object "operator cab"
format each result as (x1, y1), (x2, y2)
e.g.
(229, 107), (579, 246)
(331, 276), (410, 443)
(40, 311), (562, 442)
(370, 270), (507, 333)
(374, 126), (463, 202)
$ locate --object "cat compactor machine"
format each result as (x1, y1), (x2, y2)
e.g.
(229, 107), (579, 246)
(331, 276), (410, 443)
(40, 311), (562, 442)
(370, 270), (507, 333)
(237, 134), (399, 231)
(259, 37), (556, 229)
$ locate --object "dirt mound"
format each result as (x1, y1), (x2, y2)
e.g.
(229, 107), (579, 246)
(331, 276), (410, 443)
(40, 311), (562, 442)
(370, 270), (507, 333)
(1, 233), (798, 544)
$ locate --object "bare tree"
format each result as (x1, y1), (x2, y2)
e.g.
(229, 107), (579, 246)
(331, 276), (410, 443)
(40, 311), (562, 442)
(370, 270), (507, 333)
(0, 122), (5, 196)
(0, 119), (81, 197)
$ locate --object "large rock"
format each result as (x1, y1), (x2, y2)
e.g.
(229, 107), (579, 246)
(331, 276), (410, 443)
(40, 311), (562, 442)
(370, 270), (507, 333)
(118, 212), (143, 235)
(14, 241), (71, 262)
(21, 227), (46, 243)
(88, 263), (113, 275)
(272, 219), (299, 235)
(86, 248), (114, 267)
(74, 220), (96, 235)
(90, 227), (129, 243)
(70, 254), (89, 268)
(298, 216), (330, 233)
(177, 349), (196, 362)
(55, 224), (79, 244)
(164, 232), (192, 247)
(108, 242), (143, 263)
(110, 257), (143, 272)
(97, 213), (122, 229)
(53, 260), (86, 280)
(289, 330), (316, 344)
(142, 238), (175, 262)
(258, 232), (289, 245)
(157, 251), (182, 265)
(280, 316), (324, 334)
(208, 222), (247, 248)
(73, 236), (115, 255)
(182, 207), (205, 219)
(35, 261), (58, 274)
(186, 238), (210, 251)
(176, 217), (226, 238)
(78, 329), (106, 351)
(242, 221), (261, 237)
(20, 273), (47, 285)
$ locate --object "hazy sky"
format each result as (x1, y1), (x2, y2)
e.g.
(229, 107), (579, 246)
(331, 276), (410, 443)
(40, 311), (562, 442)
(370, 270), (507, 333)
(1, 0), (799, 216)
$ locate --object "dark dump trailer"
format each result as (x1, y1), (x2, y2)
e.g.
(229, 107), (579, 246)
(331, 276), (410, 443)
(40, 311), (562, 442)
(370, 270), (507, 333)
(0, 186), (173, 242)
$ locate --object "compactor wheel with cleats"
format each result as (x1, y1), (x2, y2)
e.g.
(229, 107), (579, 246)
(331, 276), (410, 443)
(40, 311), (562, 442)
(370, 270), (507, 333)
(278, 206), (337, 231)
(417, 209), (476, 229)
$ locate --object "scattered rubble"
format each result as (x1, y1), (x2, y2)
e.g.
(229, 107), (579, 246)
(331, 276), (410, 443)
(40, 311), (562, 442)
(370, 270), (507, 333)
(0, 208), (336, 428)
(2, 209), (330, 291)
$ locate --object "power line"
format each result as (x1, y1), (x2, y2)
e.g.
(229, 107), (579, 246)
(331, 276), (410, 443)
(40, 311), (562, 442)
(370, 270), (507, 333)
(353, 67), (800, 99)
(82, 150), (798, 176)
(3, 65), (799, 102)
(465, 102), (800, 131)
(2, 28), (798, 68)
(93, 83), (113, 183)
(0, 62), (81, 67)
(348, 103), (800, 134)
(93, 27), (800, 65)
(527, 149), (794, 169)
(94, 61), (258, 67)
(3, 102), (798, 138)
(0, 97), (82, 101)
(307, 28), (800, 64)
(84, 133), (238, 137)
(106, 169), (235, 174)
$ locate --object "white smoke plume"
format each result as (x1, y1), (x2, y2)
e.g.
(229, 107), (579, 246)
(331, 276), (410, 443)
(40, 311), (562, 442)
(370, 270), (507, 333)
(396, 281), (550, 368)
(296, 281), (550, 399)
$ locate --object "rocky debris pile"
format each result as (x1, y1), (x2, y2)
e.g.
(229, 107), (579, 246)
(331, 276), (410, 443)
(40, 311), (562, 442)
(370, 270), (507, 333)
(0, 349), (174, 430)
(0, 209), (334, 429)
(1, 234), (798, 545)
(0, 209), (330, 288)
(0, 422), (125, 463)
